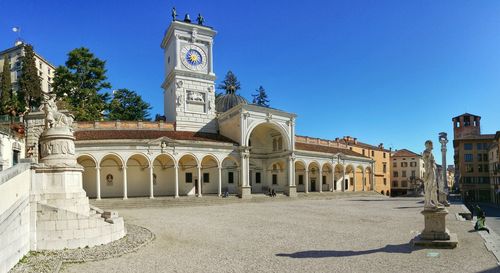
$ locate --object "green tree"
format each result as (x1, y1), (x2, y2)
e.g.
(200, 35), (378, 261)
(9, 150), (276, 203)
(0, 55), (13, 114)
(53, 47), (111, 121)
(107, 89), (151, 121)
(217, 70), (241, 94)
(252, 86), (270, 107)
(17, 44), (43, 112)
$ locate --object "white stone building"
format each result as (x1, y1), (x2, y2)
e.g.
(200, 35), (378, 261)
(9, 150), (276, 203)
(390, 149), (424, 196)
(0, 41), (55, 95)
(0, 125), (25, 171)
(63, 18), (377, 199)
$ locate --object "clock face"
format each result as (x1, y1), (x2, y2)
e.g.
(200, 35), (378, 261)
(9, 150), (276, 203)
(180, 45), (207, 71)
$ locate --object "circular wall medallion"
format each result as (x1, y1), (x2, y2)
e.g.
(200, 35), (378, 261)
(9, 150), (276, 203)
(180, 45), (207, 71)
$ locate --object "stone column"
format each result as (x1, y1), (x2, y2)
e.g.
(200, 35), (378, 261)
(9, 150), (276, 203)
(197, 165), (202, 197)
(123, 166), (128, 200)
(96, 167), (101, 200)
(286, 155), (297, 197)
(239, 151), (251, 198)
(439, 132), (450, 206)
(174, 164), (179, 198)
(149, 165), (154, 199)
(319, 167), (323, 193)
(342, 167), (346, 192)
(331, 170), (335, 192)
(353, 169), (357, 192)
(218, 166), (222, 197)
(208, 42), (214, 75)
(305, 170), (309, 194)
(362, 169), (366, 191)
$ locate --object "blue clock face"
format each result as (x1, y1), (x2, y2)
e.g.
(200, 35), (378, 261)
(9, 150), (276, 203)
(185, 49), (203, 66)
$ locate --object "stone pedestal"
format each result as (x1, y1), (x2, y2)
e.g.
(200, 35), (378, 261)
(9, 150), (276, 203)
(413, 208), (458, 248)
(239, 186), (252, 199)
(285, 185), (297, 197)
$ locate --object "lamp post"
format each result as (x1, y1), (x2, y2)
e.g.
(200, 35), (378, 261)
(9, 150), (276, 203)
(438, 132), (450, 206)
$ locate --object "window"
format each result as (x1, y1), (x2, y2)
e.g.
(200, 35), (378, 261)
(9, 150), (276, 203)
(371, 151), (374, 156)
(393, 162), (397, 167)
(410, 162), (416, 167)
(383, 178), (387, 185)
(464, 143), (473, 150)
(185, 172), (193, 183)
(272, 174), (278, 184)
(484, 154), (488, 161)
(383, 152), (386, 158)
(392, 181), (398, 187)
(478, 164), (483, 172)
(203, 173), (210, 183)
(393, 171), (398, 177)
(298, 175), (303, 185)
(466, 164), (474, 173)
(401, 162), (408, 167)
(362, 149), (365, 155)
(322, 175), (326, 184)
(402, 171), (407, 177)
(402, 181), (408, 188)
(484, 164), (489, 172)
(478, 154), (483, 162)
(411, 170), (416, 177)
(383, 163), (387, 173)
(255, 172), (261, 184)
(465, 154), (473, 162)
(477, 143), (482, 150)
(228, 172), (234, 184)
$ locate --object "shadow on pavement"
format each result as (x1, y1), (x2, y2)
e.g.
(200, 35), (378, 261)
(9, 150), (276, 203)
(276, 243), (412, 258)
(476, 266), (500, 273)
(394, 206), (422, 209)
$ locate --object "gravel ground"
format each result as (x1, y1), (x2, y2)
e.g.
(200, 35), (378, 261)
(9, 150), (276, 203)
(59, 196), (500, 272)
(9, 224), (154, 273)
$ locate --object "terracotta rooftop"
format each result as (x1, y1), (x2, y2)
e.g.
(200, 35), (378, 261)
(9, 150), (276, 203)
(392, 149), (420, 158)
(295, 142), (367, 158)
(75, 130), (237, 144)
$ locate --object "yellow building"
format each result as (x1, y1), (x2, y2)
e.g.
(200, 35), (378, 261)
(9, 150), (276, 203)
(339, 136), (391, 196)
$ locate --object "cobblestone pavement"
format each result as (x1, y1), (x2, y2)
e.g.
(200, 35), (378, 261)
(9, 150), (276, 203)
(63, 195), (499, 273)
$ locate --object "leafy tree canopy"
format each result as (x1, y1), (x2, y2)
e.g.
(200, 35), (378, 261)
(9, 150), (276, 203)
(53, 47), (111, 121)
(107, 89), (151, 121)
(17, 44), (43, 112)
(252, 85), (270, 107)
(217, 70), (241, 94)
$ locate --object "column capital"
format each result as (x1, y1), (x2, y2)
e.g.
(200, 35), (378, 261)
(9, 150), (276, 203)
(95, 166), (101, 170)
(121, 166), (128, 170)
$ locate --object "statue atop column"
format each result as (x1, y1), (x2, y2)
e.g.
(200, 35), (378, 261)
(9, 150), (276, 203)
(422, 140), (443, 210)
(41, 93), (74, 130)
(171, 7), (177, 21)
(197, 13), (204, 25)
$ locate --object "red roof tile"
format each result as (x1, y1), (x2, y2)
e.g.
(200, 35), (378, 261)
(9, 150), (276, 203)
(74, 130), (237, 144)
(392, 149), (420, 158)
(295, 142), (367, 158)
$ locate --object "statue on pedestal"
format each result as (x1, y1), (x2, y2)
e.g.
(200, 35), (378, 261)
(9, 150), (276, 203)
(422, 140), (443, 210)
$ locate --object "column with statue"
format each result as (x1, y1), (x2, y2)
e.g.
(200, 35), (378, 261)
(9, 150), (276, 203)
(438, 132), (450, 206)
(413, 140), (458, 248)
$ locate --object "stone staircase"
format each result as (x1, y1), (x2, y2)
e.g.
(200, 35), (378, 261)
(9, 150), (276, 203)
(35, 203), (126, 250)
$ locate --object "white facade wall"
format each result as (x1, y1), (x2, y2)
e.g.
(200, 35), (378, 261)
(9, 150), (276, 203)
(0, 163), (31, 273)
(0, 132), (25, 170)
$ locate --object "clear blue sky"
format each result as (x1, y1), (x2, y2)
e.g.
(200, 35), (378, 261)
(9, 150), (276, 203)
(1, 0), (500, 164)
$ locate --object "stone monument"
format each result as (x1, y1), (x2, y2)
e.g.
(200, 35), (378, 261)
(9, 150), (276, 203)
(413, 140), (458, 248)
(438, 132), (450, 206)
(30, 94), (125, 250)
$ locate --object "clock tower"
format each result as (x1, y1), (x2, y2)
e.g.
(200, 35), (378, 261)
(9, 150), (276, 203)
(161, 17), (217, 133)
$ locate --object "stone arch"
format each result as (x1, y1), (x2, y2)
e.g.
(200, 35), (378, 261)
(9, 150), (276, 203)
(307, 161), (321, 192)
(77, 154), (97, 198)
(345, 164), (355, 191)
(200, 154), (220, 194)
(179, 154), (200, 196)
(355, 165), (365, 191)
(126, 153), (151, 197)
(365, 166), (373, 191)
(100, 153), (125, 198)
(221, 156), (239, 194)
(321, 163), (333, 192)
(153, 153), (177, 196)
(333, 164), (344, 191)
(245, 121), (291, 151)
(267, 159), (286, 193)
(294, 160), (307, 192)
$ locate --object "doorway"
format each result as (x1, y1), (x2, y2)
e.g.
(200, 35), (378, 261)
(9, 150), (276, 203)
(311, 179), (316, 192)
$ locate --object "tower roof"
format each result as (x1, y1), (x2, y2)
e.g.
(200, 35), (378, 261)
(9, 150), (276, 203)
(452, 113), (480, 120)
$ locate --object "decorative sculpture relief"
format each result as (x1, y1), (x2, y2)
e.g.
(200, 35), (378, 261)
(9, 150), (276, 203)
(176, 80), (183, 88)
(186, 91), (205, 102)
(177, 93), (184, 106)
